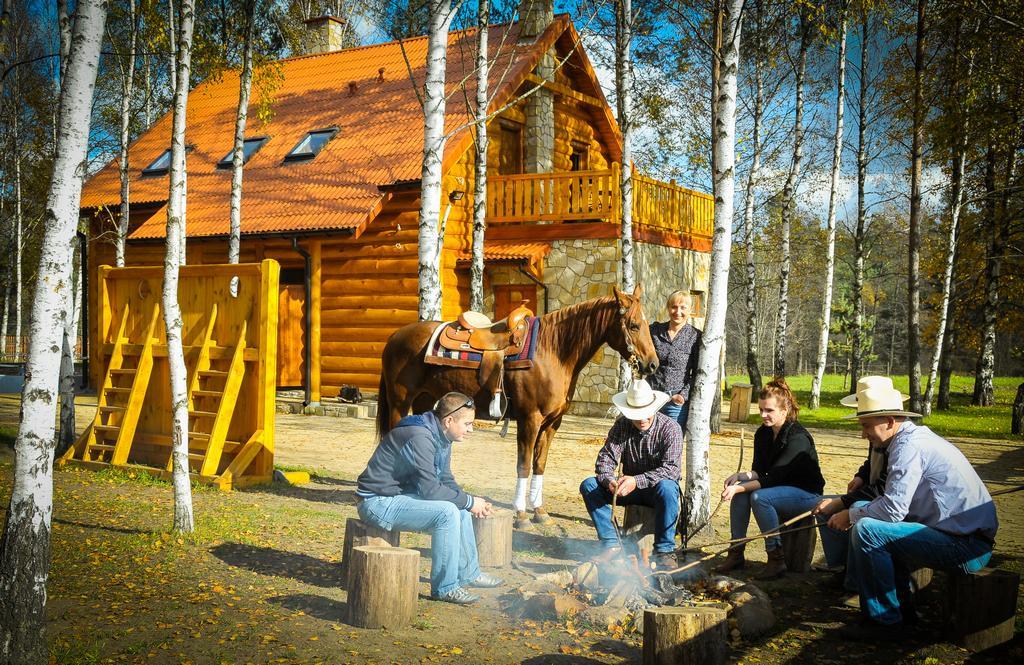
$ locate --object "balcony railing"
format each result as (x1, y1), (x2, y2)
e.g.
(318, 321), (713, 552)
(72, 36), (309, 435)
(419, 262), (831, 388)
(486, 164), (713, 240)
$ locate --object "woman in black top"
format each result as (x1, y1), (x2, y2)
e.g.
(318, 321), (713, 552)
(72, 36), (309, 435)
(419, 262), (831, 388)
(715, 378), (827, 579)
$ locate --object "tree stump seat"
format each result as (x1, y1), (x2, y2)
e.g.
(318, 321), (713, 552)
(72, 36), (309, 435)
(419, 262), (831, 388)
(341, 517), (401, 588)
(779, 514), (817, 572)
(622, 504), (657, 562)
(346, 545), (420, 629)
(473, 509), (513, 567)
(944, 567), (1019, 651)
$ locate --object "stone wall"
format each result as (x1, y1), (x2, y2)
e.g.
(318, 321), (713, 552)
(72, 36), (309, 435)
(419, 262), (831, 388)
(634, 242), (711, 329)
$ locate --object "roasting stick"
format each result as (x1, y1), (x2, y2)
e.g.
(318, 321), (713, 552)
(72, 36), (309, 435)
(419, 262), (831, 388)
(659, 509), (815, 577)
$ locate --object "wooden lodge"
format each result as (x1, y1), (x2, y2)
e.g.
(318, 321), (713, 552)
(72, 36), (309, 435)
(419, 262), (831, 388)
(79, 12), (713, 411)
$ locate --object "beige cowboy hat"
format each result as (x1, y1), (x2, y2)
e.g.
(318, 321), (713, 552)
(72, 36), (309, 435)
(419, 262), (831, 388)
(840, 376), (910, 407)
(842, 379), (922, 420)
(612, 378), (671, 420)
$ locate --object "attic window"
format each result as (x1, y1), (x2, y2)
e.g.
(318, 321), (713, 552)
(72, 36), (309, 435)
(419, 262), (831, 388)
(141, 149), (172, 175)
(217, 137), (269, 168)
(285, 128), (338, 162)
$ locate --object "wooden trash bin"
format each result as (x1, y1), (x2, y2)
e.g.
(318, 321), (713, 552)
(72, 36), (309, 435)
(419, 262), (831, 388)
(643, 604), (729, 665)
(728, 383), (753, 423)
(341, 518), (401, 587)
(780, 514), (817, 573)
(473, 510), (513, 567)
(346, 546), (420, 629)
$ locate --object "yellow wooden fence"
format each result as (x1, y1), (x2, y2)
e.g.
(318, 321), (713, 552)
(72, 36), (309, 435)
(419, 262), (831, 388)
(60, 260), (279, 490)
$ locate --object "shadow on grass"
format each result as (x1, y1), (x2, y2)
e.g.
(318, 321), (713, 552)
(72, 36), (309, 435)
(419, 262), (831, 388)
(210, 543), (342, 588)
(268, 593), (348, 623)
(522, 655), (614, 664)
(53, 517), (154, 536)
(240, 482), (359, 505)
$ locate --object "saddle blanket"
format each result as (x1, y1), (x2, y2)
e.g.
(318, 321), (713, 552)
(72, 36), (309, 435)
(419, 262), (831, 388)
(424, 316), (539, 370)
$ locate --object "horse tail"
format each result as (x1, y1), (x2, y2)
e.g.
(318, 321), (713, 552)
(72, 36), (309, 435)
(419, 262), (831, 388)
(375, 372), (390, 440)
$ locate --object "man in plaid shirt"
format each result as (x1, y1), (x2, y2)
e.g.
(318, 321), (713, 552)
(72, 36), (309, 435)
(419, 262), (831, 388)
(579, 379), (684, 570)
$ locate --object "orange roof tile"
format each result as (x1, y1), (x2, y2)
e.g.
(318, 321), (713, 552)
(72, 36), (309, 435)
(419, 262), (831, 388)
(456, 242), (551, 262)
(81, 16), (617, 240)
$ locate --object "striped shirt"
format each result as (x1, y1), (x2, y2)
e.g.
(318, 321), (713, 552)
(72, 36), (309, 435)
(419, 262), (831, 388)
(595, 413), (683, 490)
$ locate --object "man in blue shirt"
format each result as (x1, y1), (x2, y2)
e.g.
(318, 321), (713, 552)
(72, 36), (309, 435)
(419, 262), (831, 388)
(829, 377), (997, 639)
(356, 392), (503, 605)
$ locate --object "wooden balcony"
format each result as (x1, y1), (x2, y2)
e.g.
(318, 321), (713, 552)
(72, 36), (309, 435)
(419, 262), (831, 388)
(486, 164), (713, 241)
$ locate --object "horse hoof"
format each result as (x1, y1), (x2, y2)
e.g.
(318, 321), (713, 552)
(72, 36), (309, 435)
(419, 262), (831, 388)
(513, 511), (534, 530)
(531, 508), (552, 525)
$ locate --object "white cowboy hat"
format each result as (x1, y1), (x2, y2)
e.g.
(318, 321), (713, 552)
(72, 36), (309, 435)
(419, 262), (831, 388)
(612, 379), (671, 420)
(840, 376), (910, 407)
(842, 384), (922, 420)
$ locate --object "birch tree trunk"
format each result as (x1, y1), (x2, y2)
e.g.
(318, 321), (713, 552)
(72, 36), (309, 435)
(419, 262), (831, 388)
(617, 0), (634, 293)
(417, 0), (454, 321)
(116, 0), (140, 267)
(13, 97), (22, 361)
(924, 26), (973, 416)
(57, 0), (72, 84)
(810, 2), (848, 410)
(57, 244), (81, 457)
(0, 0), (12, 98)
(0, 2), (107, 661)
(850, 6), (870, 391)
(469, 0), (488, 313)
(686, 0), (743, 542)
(773, 8), (811, 377)
(167, 0), (177, 94)
(743, 0), (764, 395)
(228, 0), (256, 268)
(165, 0), (195, 532)
(906, 0), (926, 414)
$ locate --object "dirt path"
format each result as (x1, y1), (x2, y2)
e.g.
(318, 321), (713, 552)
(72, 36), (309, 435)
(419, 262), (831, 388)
(1, 394), (1021, 664)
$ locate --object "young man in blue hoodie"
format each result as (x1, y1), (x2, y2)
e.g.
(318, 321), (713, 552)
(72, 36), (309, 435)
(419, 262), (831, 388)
(355, 392), (502, 605)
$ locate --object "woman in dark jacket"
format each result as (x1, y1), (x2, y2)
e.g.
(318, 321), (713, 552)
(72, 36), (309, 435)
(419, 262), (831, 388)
(715, 378), (827, 579)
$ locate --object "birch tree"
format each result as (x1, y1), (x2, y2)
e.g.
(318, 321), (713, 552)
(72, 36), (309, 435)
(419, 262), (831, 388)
(905, 0), (926, 414)
(57, 244), (81, 456)
(849, 2), (871, 391)
(685, 0), (743, 542)
(165, 0), (196, 533)
(417, 0), (457, 321)
(115, 0), (141, 267)
(773, 4), (813, 377)
(469, 0), (488, 313)
(228, 0), (258, 271)
(0, 2), (107, 661)
(616, 0), (634, 293)
(810, 1), (849, 410)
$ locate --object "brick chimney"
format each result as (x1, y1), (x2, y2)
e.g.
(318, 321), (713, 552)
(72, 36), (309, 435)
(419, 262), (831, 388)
(518, 0), (555, 174)
(301, 13), (348, 55)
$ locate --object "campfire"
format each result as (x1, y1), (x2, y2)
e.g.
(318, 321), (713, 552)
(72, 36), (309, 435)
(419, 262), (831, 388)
(502, 550), (776, 639)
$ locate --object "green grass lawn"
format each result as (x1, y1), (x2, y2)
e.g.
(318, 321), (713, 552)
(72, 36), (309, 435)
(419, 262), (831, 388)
(725, 373), (1023, 441)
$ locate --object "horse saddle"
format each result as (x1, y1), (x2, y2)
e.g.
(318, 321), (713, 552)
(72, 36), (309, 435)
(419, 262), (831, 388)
(439, 301), (533, 356)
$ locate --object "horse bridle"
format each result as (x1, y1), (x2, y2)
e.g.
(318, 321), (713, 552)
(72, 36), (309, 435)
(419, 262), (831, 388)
(618, 302), (644, 381)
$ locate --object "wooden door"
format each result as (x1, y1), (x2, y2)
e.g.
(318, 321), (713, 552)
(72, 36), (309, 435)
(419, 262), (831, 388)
(277, 284), (306, 387)
(493, 284), (538, 320)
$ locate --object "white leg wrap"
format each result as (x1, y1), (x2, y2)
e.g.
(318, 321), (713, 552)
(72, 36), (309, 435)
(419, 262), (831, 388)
(529, 475), (544, 508)
(489, 393), (502, 419)
(514, 477), (529, 512)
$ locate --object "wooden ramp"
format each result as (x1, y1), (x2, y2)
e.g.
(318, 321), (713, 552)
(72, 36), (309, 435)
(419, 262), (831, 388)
(61, 261), (279, 490)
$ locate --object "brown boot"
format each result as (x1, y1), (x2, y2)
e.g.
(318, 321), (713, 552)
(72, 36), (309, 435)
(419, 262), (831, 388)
(714, 545), (746, 573)
(756, 547), (787, 580)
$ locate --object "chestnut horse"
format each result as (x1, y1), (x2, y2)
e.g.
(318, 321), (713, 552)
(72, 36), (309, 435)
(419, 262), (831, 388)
(376, 285), (659, 528)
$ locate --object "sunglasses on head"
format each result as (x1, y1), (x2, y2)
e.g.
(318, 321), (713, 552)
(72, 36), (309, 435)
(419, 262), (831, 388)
(438, 398), (474, 420)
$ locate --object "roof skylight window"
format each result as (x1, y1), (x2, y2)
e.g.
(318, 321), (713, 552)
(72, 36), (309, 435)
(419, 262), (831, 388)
(141, 149), (172, 175)
(217, 137), (269, 168)
(285, 128), (338, 162)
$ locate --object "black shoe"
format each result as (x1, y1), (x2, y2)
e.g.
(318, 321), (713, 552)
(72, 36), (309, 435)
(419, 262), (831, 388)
(838, 619), (904, 642)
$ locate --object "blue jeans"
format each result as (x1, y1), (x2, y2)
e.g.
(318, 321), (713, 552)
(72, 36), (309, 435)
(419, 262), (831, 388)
(579, 476), (680, 553)
(847, 512), (992, 625)
(660, 401), (690, 433)
(730, 486), (846, 567)
(357, 494), (481, 597)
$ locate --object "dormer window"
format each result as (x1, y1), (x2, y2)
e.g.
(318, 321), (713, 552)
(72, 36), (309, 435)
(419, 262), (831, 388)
(217, 137), (269, 168)
(285, 128), (338, 162)
(141, 149), (172, 175)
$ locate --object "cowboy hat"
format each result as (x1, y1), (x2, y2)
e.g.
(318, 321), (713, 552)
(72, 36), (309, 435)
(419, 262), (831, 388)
(612, 379), (671, 420)
(840, 376), (910, 407)
(842, 384), (922, 419)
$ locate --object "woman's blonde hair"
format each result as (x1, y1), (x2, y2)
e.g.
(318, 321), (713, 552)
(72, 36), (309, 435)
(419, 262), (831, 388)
(759, 377), (799, 421)
(666, 290), (692, 307)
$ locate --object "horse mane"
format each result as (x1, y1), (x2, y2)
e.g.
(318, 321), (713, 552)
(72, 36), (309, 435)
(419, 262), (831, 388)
(537, 294), (619, 364)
